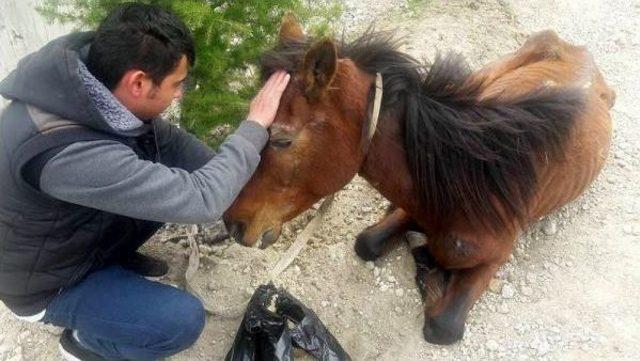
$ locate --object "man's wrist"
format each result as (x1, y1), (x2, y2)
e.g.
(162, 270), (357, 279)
(246, 118), (267, 129)
(235, 120), (269, 151)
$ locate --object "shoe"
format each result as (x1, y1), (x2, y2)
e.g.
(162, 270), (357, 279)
(59, 329), (104, 361)
(121, 251), (169, 280)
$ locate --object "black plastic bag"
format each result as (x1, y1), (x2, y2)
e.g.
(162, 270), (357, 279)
(226, 283), (351, 361)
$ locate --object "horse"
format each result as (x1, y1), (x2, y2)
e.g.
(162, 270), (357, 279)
(223, 15), (614, 345)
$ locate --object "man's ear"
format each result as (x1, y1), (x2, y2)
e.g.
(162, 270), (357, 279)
(302, 38), (337, 99)
(119, 70), (150, 98)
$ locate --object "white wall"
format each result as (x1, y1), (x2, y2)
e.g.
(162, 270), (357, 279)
(0, 0), (73, 106)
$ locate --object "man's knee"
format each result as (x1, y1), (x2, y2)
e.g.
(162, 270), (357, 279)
(173, 294), (206, 348)
(155, 292), (206, 354)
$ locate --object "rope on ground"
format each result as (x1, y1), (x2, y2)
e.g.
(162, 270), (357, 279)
(184, 224), (217, 315)
(268, 194), (335, 280)
(183, 195), (336, 318)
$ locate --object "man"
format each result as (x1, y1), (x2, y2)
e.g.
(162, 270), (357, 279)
(0, 3), (289, 360)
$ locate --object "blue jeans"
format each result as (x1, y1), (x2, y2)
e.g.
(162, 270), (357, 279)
(42, 265), (206, 360)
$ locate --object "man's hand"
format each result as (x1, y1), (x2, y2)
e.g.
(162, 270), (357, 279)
(247, 71), (291, 128)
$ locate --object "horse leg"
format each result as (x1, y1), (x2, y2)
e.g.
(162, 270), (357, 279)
(354, 206), (415, 261)
(413, 234), (512, 345)
(422, 262), (498, 344)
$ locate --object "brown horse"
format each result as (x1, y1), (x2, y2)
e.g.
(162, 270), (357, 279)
(224, 16), (614, 345)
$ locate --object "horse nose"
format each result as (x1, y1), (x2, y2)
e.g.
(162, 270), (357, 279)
(225, 220), (247, 244)
(260, 229), (278, 249)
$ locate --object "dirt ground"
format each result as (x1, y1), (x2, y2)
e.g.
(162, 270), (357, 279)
(1, 0), (639, 360)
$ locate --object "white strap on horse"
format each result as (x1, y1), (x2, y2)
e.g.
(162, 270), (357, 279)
(368, 72), (384, 141)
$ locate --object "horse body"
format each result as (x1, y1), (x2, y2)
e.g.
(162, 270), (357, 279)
(353, 30), (612, 343)
(224, 17), (613, 345)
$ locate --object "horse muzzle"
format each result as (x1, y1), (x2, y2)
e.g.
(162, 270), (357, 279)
(224, 219), (282, 249)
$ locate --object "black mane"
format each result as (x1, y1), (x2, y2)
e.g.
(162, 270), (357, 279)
(262, 31), (584, 233)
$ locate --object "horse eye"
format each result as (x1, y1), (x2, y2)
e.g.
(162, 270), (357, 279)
(270, 138), (293, 149)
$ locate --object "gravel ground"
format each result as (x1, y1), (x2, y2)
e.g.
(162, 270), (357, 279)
(1, 1), (639, 360)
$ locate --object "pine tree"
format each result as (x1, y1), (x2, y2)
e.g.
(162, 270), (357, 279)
(38, 0), (341, 143)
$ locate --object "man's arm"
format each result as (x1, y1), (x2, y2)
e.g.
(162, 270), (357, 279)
(40, 121), (266, 223)
(40, 71), (290, 223)
(153, 118), (217, 171)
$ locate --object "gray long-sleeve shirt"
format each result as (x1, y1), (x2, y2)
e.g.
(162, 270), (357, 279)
(40, 120), (267, 224)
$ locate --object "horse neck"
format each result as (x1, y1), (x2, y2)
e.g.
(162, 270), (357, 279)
(358, 114), (424, 219)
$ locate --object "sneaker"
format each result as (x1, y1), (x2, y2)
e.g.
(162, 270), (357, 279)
(59, 329), (104, 361)
(121, 252), (169, 280)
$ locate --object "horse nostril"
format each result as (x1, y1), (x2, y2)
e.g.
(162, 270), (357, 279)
(259, 229), (279, 249)
(226, 221), (246, 243)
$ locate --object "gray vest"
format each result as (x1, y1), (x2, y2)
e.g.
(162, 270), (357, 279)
(0, 101), (161, 316)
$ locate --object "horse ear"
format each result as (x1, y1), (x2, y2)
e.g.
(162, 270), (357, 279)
(302, 39), (337, 99)
(279, 12), (305, 43)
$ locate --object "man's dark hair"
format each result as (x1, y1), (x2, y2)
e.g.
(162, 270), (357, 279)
(87, 3), (195, 90)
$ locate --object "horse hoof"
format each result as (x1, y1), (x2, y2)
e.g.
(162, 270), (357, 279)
(354, 233), (381, 261)
(423, 316), (464, 345)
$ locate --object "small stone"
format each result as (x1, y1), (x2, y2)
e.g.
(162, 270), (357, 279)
(486, 339), (499, 351)
(526, 272), (537, 284)
(9, 346), (23, 361)
(386, 275), (396, 283)
(537, 341), (551, 355)
(365, 261), (375, 270)
(380, 284), (389, 292)
(498, 304), (509, 314)
(395, 307), (402, 314)
(373, 267), (381, 278)
(501, 284), (516, 299)
(622, 225), (639, 235)
(395, 288), (405, 297)
(521, 286), (534, 297)
(489, 278), (504, 294)
(207, 281), (217, 291)
(321, 301), (329, 307)
(542, 220), (558, 235)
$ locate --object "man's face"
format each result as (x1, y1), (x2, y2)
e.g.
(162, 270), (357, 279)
(136, 55), (189, 120)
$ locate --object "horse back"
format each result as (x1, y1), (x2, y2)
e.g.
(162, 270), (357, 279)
(473, 30), (614, 221)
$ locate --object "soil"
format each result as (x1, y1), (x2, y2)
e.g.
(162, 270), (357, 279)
(1, 1), (638, 360)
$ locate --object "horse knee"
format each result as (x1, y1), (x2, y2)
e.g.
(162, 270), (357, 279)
(354, 228), (386, 261)
(355, 208), (413, 261)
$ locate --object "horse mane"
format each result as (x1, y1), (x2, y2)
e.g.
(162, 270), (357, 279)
(261, 30), (585, 233)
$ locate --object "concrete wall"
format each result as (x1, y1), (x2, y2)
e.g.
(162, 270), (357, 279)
(0, 0), (73, 106)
